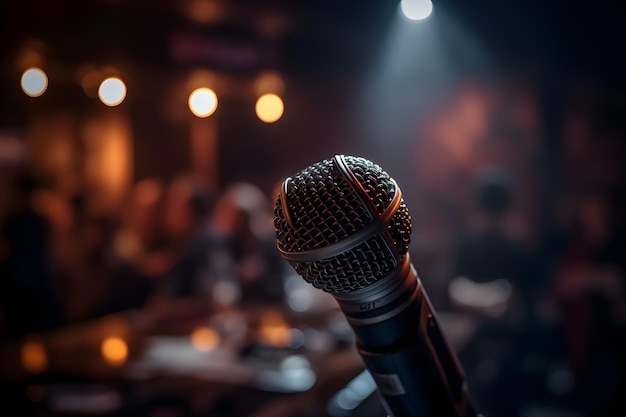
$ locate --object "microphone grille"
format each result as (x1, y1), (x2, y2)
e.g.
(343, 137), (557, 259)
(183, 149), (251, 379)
(274, 156), (412, 294)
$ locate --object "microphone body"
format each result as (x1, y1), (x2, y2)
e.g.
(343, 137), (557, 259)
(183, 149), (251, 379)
(340, 255), (473, 417)
(274, 155), (478, 417)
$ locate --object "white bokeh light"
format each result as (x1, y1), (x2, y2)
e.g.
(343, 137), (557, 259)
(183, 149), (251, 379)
(400, 0), (434, 21)
(98, 77), (127, 106)
(188, 87), (218, 118)
(21, 67), (48, 97)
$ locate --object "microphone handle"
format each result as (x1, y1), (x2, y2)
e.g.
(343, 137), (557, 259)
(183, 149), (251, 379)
(352, 269), (478, 417)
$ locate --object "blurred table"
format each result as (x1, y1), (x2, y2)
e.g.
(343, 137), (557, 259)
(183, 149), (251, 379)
(0, 302), (478, 417)
(0, 302), (362, 416)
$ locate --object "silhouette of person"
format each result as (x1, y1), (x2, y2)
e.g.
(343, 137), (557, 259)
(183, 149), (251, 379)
(0, 172), (65, 340)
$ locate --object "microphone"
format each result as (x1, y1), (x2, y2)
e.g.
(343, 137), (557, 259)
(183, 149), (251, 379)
(273, 155), (478, 417)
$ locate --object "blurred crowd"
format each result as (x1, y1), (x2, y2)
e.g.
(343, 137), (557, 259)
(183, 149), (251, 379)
(0, 173), (287, 340)
(407, 85), (626, 417)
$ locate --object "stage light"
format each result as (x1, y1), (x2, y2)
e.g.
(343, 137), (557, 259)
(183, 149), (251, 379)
(255, 93), (284, 123)
(21, 67), (48, 97)
(400, 0), (433, 20)
(98, 77), (127, 106)
(189, 87), (218, 118)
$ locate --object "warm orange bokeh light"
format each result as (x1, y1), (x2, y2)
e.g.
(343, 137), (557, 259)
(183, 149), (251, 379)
(101, 337), (128, 366)
(191, 326), (220, 351)
(21, 341), (48, 374)
(258, 310), (292, 347)
(255, 93), (284, 123)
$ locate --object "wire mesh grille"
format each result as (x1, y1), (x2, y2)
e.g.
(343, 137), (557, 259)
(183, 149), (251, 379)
(274, 156), (412, 294)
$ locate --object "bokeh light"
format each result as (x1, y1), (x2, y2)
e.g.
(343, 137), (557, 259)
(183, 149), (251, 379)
(98, 77), (127, 106)
(187, 0), (223, 24)
(20, 341), (48, 373)
(254, 71), (286, 96)
(101, 337), (128, 366)
(191, 326), (220, 351)
(189, 87), (218, 118)
(21, 67), (48, 97)
(400, 0), (434, 20)
(258, 310), (292, 347)
(255, 93), (284, 123)
(77, 65), (102, 98)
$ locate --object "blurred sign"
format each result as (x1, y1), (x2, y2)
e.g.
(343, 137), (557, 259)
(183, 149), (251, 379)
(170, 33), (280, 71)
